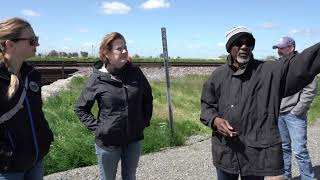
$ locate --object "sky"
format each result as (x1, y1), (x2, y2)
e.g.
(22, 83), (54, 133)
(1, 0), (320, 59)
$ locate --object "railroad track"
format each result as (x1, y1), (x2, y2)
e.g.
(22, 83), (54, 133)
(27, 60), (225, 68)
(27, 61), (225, 86)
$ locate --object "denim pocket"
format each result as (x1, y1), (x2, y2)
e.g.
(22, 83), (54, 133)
(288, 112), (306, 121)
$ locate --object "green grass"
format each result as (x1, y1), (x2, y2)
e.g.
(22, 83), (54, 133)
(43, 75), (210, 174)
(43, 77), (97, 174)
(307, 78), (320, 123)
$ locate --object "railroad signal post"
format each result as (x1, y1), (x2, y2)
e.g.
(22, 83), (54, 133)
(161, 27), (174, 133)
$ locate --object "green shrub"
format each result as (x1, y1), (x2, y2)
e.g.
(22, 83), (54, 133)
(307, 78), (320, 123)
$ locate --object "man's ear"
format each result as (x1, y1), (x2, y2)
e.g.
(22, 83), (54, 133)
(289, 45), (295, 52)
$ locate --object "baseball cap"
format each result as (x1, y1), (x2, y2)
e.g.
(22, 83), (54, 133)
(272, 37), (295, 49)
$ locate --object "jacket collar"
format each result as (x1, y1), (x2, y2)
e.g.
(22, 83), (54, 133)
(277, 51), (298, 62)
(93, 60), (132, 82)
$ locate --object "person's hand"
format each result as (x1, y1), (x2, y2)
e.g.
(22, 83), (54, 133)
(265, 176), (285, 180)
(213, 117), (237, 137)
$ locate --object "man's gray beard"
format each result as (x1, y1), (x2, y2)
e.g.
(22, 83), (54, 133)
(237, 56), (250, 64)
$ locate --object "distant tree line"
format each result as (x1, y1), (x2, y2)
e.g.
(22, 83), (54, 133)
(36, 50), (278, 61)
(37, 50), (89, 58)
(217, 54), (278, 61)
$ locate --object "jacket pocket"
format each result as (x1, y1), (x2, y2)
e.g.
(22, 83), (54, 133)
(96, 113), (125, 145)
(245, 127), (283, 171)
(211, 135), (235, 169)
(0, 129), (15, 172)
(245, 127), (282, 148)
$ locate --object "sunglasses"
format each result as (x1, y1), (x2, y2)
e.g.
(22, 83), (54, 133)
(11, 36), (39, 46)
(234, 38), (254, 48)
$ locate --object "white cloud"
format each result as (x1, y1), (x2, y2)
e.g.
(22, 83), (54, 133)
(288, 29), (300, 35)
(63, 46), (70, 50)
(260, 22), (274, 29)
(303, 29), (314, 37)
(141, 0), (170, 9)
(21, 9), (40, 17)
(101, 1), (131, 14)
(79, 28), (89, 33)
(64, 38), (72, 42)
(217, 42), (225, 47)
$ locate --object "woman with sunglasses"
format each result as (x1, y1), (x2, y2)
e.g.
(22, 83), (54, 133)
(75, 32), (153, 180)
(0, 17), (53, 179)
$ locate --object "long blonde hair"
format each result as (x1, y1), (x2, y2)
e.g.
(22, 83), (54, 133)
(0, 17), (31, 99)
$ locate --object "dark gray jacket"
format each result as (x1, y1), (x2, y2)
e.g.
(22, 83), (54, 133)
(280, 78), (317, 116)
(74, 61), (153, 148)
(200, 43), (320, 176)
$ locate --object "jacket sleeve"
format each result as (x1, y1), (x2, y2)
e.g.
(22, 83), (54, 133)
(74, 75), (99, 131)
(291, 77), (317, 116)
(200, 73), (219, 129)
(282, 43), (320, 97)
(141, 71), (153, 127)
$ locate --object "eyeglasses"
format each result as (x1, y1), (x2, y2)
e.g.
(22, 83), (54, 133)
(11, 36), (39, 46)
(112, 45), (127, 53)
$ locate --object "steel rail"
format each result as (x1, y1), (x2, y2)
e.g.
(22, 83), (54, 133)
(28, 61), (225, 68)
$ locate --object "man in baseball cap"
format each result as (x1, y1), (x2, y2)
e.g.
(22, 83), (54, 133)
(273, 37), (316, 180)
(272, 37), (296, 57)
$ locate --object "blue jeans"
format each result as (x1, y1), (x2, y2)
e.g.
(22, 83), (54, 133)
(95, 141), (141, 180)
(0, 160), (44, 180)
(278, 112), (314, 180)
(216, 168), (264, 180)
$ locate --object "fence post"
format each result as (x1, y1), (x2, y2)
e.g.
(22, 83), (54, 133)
(161, 27), (174, 133)
(61, 61), (65, 79)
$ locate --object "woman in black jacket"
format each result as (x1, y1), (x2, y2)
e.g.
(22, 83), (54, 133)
(74, 32), (153, 180)
(0, 17), (53, 179)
